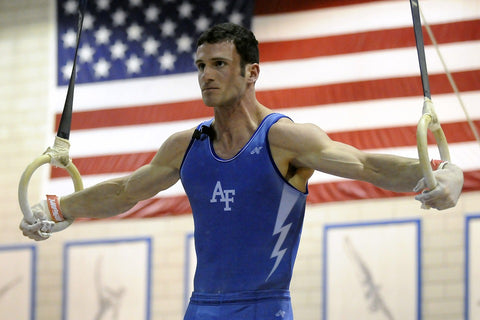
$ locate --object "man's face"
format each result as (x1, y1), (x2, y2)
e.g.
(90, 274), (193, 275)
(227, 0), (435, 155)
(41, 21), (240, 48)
(195, 41), (248, 108)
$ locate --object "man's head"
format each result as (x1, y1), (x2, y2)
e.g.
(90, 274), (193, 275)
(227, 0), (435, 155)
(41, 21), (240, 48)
(195, 23), (260, 108)
(196, 23), (259, 73)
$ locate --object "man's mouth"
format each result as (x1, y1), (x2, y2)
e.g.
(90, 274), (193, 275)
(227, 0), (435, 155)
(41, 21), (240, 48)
(202, 87), (219, 92)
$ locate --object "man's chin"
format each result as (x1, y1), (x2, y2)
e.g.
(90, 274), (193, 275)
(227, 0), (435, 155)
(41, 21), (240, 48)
(201, 97), (217, 108)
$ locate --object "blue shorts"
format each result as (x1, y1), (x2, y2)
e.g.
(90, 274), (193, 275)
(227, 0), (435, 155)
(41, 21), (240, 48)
(184, 290), (293, 320)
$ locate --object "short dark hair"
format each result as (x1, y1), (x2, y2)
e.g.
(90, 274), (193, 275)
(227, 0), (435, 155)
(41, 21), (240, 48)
(196, 23), (259, 67)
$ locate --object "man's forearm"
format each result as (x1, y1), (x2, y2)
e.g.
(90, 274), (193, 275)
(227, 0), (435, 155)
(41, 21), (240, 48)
(60, 178), (138, 220)
(364, 154), (424, 193)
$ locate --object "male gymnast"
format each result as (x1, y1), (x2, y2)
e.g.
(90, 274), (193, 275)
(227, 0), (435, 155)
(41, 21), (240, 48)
(21, 23), (464, 320)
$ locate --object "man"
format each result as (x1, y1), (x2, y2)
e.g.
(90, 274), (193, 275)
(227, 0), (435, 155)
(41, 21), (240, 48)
(21, 23), (463, 319)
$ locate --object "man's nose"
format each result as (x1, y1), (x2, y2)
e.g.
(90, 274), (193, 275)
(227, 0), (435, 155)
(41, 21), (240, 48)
(201, 65), (215, 81)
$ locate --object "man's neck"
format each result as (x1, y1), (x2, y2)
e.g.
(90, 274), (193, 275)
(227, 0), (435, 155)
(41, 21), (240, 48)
(211, 99), (271, 158)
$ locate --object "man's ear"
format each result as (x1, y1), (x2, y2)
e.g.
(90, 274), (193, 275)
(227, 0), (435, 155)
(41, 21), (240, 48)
(246, 63), (259, 83)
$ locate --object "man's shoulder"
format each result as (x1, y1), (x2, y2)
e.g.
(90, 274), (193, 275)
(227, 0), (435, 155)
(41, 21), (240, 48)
(269, 117), (305, 140)
(269, 118), (330, 153)
(160, 128), (197, 158)
(170, 127), (197, 143)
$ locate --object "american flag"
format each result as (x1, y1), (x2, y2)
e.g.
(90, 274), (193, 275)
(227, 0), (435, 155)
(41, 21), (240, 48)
(51, 0), (480, 218)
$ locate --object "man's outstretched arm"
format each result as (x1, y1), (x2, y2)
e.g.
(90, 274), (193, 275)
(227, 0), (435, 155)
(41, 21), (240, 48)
(20, 129), (194, 240)
(269, 120), (463, 210)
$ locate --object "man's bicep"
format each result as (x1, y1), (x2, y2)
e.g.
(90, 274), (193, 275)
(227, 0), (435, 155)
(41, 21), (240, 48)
(125, 129), (193, 200)
(124, 163), (179, 201)
(286, 123), (367, 179)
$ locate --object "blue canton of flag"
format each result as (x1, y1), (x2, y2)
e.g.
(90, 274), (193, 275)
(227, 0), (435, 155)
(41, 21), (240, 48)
(57, 0), (255, 85)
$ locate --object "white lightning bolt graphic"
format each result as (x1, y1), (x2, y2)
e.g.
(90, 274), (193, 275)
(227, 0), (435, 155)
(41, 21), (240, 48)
(266, 185), (299, 281)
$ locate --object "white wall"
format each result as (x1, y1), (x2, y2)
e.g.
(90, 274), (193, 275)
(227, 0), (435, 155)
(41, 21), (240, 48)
(1, 1), (479, 319)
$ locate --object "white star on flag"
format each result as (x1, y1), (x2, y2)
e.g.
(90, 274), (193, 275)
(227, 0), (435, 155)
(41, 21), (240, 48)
(57, 0), (253, 85)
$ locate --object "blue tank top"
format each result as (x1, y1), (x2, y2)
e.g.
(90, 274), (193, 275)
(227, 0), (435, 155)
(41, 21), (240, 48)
(180, 113), (307, 294)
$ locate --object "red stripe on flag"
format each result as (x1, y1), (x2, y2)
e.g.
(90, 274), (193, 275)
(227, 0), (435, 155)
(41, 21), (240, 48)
(260, 19), (480, 62)
(75, 169), (480, 219)
(62, 100), (212, 131)
(307, 169), (480, 204)
(257, 70), (480, 108)
(51, 120), (479, 178)
(254, 0), (386, 15)
(56, 70), (480, 131)
(51, 152), (155, 177)
(330, 120), (480, 149)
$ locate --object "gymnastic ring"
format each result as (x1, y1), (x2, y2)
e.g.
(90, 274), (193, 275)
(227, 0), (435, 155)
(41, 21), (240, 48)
(416, 98), (451, 190)
(18, 153), (83, 224)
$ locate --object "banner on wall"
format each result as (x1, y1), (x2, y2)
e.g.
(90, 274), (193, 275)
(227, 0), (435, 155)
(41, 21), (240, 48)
(0, 245), (36, 320)
(323, 219), (421, 320)
(50, 0), (480, 217)
(62, 237), (152, 320)
(466, 214), (480, 320)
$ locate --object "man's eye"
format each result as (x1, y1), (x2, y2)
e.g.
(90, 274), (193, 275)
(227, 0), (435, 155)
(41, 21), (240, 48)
(197, 64), (205, 71)
(215, 61), (225, 67)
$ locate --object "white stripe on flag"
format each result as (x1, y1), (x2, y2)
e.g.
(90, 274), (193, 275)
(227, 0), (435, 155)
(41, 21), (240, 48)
(257, 41), (480, 90)
(253, 0), (480, 41)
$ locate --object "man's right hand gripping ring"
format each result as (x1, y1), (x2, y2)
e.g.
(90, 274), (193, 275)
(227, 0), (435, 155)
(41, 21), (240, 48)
(18, 136), (83, 231)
